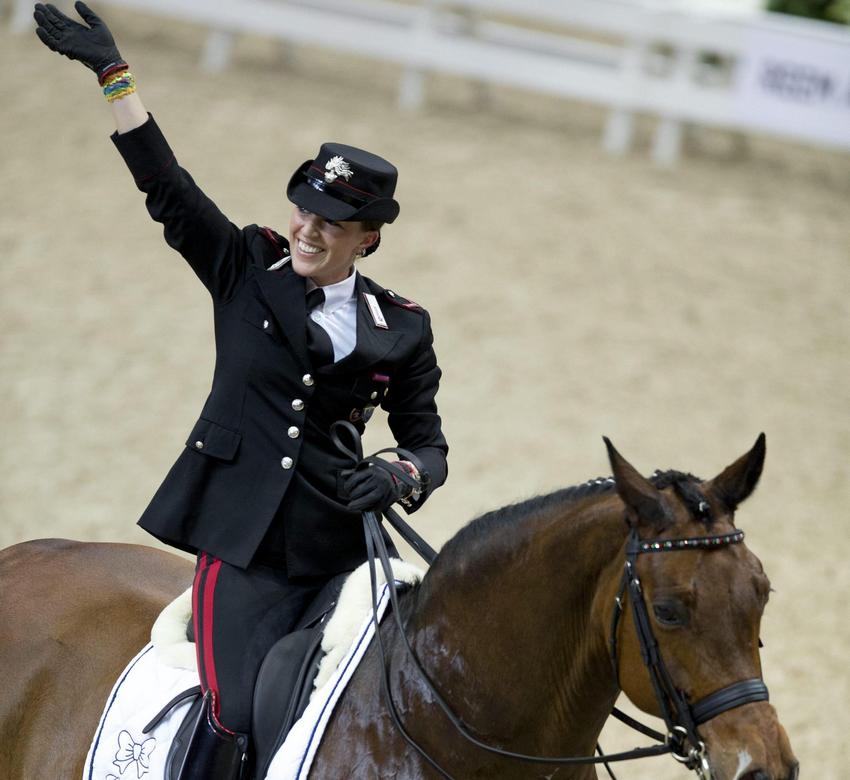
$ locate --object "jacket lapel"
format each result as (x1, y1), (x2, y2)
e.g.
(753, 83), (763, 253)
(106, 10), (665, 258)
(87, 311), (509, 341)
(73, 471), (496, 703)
(321, 275), (401, 375)
(253, 264), (312, 371)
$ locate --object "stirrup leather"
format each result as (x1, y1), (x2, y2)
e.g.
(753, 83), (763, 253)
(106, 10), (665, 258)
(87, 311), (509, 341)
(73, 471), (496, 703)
(169, 690), (249, 780)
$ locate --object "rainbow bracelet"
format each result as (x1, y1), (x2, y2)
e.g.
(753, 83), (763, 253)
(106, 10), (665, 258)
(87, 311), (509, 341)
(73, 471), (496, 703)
(103, 70), (136, 103)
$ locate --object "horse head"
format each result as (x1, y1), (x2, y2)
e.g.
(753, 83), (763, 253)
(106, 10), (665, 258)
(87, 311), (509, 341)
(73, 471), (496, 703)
(606, 434), (798, 780)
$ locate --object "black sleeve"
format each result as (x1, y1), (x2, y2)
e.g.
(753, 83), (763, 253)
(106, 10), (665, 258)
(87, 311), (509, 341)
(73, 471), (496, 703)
(111, 114), (250, 304)
(382, 311), (448, 512)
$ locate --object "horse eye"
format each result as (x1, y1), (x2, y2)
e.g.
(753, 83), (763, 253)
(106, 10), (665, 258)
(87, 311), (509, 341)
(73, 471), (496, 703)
(652, 602), (686, 627)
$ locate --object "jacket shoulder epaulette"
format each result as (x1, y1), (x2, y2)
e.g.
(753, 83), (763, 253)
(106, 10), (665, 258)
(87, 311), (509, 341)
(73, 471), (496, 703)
(382, 288), (425, 314)
(257, 226), (290, 261)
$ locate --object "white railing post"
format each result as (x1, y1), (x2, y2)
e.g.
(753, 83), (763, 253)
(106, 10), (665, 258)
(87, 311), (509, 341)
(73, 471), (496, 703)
(603, 37), (644, 156)
(651, 43), (699, 165)
(399, 0), (437, 111)
(398, 68), (427, 111)
(201, 29), (235, 73)
(457, 5), (492, 109)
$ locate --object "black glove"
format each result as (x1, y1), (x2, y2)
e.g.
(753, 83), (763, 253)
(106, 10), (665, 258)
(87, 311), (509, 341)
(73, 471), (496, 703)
(343, 466), (409, 513)
(33, 1), (125, 82)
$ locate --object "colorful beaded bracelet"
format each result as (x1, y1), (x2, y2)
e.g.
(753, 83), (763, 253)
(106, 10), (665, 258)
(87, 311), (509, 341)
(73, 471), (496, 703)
(103, 71), (136, 103)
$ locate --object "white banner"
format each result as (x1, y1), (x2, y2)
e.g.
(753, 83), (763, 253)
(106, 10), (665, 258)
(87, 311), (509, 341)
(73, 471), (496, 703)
(735, 29), (850, 149)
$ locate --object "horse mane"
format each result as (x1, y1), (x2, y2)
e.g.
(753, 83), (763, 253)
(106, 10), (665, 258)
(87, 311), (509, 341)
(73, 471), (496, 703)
(437, 469), (708, 569)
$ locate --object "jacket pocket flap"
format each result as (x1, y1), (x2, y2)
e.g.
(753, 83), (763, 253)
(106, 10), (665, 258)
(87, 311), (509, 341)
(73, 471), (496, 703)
(185, 418), (242, 461)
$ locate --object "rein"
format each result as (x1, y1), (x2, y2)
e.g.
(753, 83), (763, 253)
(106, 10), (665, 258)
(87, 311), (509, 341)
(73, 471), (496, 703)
(330, 423), (769, 779)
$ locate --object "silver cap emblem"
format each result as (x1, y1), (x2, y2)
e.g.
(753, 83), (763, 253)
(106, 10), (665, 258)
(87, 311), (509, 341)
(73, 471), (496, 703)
(324, 156), (354, 183)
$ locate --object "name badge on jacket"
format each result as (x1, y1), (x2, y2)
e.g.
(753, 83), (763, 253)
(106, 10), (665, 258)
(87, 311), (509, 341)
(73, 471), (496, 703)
(364, 293), (388, 329)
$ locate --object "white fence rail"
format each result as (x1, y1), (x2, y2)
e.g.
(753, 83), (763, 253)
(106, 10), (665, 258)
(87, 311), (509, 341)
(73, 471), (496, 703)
(12, 0), (850, 163)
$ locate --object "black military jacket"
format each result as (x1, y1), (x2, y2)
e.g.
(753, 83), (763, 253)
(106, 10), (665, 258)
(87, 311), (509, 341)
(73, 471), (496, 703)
(112, 116), (448, 577)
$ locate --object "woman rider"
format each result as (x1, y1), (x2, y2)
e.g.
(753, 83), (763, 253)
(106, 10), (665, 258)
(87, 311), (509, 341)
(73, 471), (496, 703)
(33, 3), (449, 777)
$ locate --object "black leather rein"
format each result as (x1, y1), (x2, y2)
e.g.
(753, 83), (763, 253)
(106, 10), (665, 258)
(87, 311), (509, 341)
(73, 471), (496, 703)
(330, 423), (769, 780)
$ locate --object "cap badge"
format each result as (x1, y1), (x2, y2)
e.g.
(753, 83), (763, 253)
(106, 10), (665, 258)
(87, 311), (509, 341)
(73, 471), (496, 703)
(325, 156), (354, 184)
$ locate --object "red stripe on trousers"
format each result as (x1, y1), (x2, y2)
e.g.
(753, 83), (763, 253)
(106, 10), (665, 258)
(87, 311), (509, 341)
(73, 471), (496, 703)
(194, 554), (235, 734)
(192, 553), (207, 689)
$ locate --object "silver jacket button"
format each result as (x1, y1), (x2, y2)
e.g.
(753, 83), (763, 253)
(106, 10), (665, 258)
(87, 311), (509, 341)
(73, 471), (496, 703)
(281, 457), (294, 469)
(370, 391), (378, 400)
(302, 374), (314, 387)
(262, 319), (269, 330)
(291, 398), (304, 411)
(288, 426), (300, 439)
(194, 441), (204, 450)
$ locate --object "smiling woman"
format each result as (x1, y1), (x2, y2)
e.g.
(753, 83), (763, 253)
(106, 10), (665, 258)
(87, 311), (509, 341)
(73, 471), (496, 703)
(32, 2), (449, 777)
(289, 207), (379, 286)
(285, 139), (399, 285)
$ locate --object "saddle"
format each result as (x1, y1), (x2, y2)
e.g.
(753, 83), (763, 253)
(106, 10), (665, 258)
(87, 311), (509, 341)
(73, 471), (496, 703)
(147, 573), (348, 780)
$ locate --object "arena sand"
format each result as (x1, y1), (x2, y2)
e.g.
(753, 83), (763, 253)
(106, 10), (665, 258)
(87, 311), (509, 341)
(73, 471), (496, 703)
(1, 8), (848, 777)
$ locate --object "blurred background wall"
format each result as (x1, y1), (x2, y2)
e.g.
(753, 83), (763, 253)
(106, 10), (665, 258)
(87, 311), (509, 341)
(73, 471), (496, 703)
(2, 0), (848, 775)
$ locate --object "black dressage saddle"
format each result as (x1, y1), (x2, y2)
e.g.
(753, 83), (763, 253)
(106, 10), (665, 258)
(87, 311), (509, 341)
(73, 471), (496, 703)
(144, 572), (349, 780)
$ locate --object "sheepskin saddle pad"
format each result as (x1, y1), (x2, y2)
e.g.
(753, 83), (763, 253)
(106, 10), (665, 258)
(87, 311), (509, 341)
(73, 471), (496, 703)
(83, 559), (423, 780)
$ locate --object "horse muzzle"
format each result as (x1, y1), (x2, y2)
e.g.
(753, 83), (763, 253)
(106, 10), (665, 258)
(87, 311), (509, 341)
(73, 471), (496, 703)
(700, 701), (799, 780)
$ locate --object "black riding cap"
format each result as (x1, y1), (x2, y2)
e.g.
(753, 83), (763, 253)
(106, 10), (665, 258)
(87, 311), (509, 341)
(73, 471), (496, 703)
(286, 142), (400, 223)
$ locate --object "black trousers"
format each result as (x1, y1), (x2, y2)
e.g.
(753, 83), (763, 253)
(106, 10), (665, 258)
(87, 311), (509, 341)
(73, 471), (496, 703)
(191, 552), (326, 733)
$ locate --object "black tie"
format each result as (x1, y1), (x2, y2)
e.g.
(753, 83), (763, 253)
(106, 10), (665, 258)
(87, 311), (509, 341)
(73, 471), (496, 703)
(306, 288), (335, 366)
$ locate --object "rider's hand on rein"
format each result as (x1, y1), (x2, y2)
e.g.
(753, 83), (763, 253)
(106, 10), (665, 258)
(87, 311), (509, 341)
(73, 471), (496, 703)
(342, 464), (414, 513)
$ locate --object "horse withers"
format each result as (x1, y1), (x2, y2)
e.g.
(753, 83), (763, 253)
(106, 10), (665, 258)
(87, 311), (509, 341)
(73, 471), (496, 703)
(0, 436), (798, 779)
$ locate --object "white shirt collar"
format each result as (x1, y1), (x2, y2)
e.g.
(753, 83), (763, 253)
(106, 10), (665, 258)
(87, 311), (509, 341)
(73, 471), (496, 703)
(307, 270), (358, 314)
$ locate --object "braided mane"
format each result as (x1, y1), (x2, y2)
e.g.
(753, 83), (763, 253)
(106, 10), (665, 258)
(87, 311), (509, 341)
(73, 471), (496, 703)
(440, 469), (707, 564)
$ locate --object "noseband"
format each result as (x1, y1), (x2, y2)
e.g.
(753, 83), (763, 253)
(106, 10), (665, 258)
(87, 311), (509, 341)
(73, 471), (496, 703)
(609, 527), (770, 778)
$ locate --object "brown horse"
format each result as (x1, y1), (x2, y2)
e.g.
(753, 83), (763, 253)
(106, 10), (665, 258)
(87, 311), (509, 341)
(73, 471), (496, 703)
(0, 437), (797, 779)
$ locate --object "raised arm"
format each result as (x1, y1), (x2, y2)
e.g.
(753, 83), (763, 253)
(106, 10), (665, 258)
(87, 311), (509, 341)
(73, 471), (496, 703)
(34, 2), (250, 301)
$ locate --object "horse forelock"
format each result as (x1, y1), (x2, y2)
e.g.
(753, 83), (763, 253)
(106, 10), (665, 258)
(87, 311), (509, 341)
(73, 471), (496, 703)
(650, 469), (713, 527)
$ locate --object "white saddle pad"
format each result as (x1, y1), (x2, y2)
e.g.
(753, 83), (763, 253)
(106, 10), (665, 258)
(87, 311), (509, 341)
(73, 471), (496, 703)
(83, 559), (423, 780)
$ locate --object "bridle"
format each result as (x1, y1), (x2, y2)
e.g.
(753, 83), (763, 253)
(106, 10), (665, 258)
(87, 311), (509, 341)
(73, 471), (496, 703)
(608, 527), (770, 779)
(330, 422), (770, 780)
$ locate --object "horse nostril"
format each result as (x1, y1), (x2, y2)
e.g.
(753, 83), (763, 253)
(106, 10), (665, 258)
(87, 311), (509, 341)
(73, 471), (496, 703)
(742, 760), (799, 780)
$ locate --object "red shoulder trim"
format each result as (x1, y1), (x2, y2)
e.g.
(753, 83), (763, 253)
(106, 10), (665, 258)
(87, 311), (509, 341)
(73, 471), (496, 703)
(383, 289), (424, 313)
(259, 226), (288, 260)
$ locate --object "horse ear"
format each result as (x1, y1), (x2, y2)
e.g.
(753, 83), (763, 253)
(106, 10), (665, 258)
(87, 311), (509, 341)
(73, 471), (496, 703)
(604, 437), (667, 530)
(707, 433), (766, 513)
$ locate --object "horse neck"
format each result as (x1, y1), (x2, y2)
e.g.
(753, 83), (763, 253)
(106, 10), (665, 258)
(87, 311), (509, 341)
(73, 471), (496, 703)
(403, 494), (627, 768)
